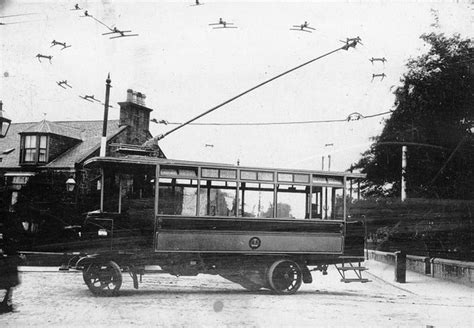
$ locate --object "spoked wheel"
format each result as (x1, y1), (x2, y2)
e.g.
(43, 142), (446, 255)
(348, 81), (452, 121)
(267, 260), (302, 295)
(82, 261), (122, 296)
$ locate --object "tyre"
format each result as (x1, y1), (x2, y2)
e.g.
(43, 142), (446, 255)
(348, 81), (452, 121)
(82, 260), (122, 296)
(266, 259), (302, 295)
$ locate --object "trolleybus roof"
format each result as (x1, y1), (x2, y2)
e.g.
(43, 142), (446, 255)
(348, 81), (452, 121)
(84, 155), (366, 179)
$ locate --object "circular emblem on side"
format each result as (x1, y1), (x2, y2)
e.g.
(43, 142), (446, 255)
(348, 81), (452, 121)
(249, 237), (261, 250)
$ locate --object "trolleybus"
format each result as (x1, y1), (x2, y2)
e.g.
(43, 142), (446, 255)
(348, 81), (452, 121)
(75, 155), (368, 295)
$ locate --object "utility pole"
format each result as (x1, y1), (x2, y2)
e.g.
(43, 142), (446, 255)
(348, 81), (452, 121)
(401, 145), (407, 201)
(100, 73), (112, 157)
(324, 143), (334, 171)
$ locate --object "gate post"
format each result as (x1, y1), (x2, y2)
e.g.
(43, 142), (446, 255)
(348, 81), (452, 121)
(424, 257), (431, 275)
(394, 250), (406, 283)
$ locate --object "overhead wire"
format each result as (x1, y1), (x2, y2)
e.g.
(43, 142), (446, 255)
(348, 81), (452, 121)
(21, 4), (393, 129)
(0, 13), (45, 25)
(41, 6), (126, 118)
(153, 110), (392, 126)
(89, 15), (113, 31)
(0, 13), (40, 18)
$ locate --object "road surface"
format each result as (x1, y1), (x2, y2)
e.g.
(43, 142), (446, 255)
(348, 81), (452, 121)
(0, 261), (472, 327)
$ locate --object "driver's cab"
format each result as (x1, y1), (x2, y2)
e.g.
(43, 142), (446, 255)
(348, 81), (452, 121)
(81, 160), (156, 251)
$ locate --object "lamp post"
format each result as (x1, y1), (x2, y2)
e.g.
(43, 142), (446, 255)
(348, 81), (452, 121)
(0, 101), (12, 138)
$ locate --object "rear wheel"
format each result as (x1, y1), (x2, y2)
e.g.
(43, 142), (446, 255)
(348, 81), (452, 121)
(83, 261), (122, 296)
(267, 260), (302, 294)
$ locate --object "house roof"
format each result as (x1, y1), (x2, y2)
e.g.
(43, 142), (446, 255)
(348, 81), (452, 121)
(20, 120), (83, 140)
(0, 120), (125, 169)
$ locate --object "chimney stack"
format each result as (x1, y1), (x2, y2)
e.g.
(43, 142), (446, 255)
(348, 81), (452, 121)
(118, 89), (153, 144)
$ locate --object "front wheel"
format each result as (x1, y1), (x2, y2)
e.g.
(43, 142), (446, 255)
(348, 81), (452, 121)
(83, 261), (122, 296)
(267, 260), (302, 295)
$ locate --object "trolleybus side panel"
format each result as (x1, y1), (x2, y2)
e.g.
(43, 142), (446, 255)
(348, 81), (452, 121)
(155, 215), (344, 254)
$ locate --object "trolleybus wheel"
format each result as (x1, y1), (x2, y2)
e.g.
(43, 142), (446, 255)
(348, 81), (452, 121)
(83, 261), (122, 296)
(267, 260), (302, 294)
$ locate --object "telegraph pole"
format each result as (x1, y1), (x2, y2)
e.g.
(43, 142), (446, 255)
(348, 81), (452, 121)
(100, 73), (112, 157)
(401, 145), (407, 201)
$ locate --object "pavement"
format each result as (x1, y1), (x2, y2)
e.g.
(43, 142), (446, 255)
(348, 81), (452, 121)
(363, 260), (473, 299)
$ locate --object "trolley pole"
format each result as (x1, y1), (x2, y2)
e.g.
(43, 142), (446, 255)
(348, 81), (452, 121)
(155, 38), (360, 141)
(100, 73), (112, 157)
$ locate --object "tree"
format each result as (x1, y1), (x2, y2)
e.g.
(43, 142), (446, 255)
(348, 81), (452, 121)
(263, 202), (292, 218)
(353, 33), (474, 199)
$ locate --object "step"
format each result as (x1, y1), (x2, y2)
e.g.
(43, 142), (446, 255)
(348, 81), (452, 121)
(341, 278), (371, 283)
(336, 266), (368, 271)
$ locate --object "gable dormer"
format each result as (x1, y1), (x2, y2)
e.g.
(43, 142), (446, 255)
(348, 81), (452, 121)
(19, 120), (82, 165)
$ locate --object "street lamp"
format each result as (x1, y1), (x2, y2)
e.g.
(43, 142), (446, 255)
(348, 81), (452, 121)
(66, 177), (76, 192)
(0, 101), (12, 138)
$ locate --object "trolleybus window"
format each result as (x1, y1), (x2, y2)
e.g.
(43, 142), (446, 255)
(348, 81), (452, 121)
(103, 170), (120, 213)
(276, 184), (309, 219)
(102, 166), (155, 217)
(239, 182), (274, 218)
(158, 178), (198, 216)
(311, 186), (344, 220)
(119, 173), (155, 218)
(199, 180), (237, 216)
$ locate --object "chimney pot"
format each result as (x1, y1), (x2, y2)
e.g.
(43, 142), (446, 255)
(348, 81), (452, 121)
(137, 92), (143, 105)
(126, 89), (134, 102)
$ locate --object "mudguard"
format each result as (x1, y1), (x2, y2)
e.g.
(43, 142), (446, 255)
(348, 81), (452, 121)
(75, 254), (100, 269)
(75, 252), (136, 269)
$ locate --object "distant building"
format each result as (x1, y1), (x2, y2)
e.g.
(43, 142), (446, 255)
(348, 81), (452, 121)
(0, 90), (165, 246)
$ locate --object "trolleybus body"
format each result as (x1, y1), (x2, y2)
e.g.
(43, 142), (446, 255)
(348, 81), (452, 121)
(76, 156), (368, 295)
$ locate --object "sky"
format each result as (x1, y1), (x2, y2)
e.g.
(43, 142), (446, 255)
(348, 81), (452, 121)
(1, 0), (473, 172)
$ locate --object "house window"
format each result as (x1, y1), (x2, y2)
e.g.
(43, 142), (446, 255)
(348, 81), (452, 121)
(21, 135), (48, 164)
(23, 135), (37, 162)
(38, 136), (47, 162)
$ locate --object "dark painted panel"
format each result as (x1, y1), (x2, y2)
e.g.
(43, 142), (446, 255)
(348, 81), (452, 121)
(159, 216), (343, 233)
(344, 220), (365, 256)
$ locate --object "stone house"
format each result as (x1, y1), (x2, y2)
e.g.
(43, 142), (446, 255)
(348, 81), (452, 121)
(0, 90), (165, 246)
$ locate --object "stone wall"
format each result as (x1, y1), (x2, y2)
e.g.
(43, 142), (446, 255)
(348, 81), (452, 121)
(431, 258), (474, 286)
(367, 250), (473, 287)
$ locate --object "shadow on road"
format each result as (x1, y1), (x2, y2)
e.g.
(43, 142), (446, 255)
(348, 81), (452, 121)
(85, 288), (378, 298)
